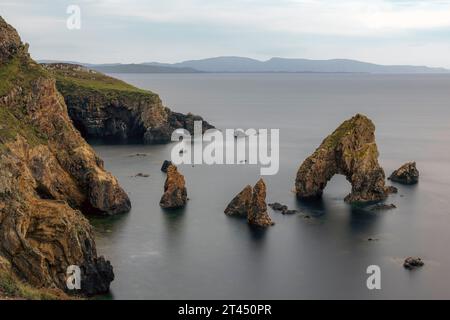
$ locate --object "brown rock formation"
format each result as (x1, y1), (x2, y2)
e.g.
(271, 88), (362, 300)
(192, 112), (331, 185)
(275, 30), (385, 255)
(389, 162), (419, 185)
(42, 63), (214, 144)
(403, 257), (424, 270)
(248, 179), (274, 227)
(159, 165), (187, 209)
(224, 185), (252, 217)
(224, 179), (274, 227)
(0, 17), (129, 295)
(295, 114), (390, 203)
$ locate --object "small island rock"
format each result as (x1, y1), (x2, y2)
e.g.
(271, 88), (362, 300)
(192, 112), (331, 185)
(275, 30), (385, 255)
(224, 185), (253, 217)
(159, 165), (187, 209)
(403, 257), (424, 270)
(389, 162), (419, 185)
(224, 179), (274, 227)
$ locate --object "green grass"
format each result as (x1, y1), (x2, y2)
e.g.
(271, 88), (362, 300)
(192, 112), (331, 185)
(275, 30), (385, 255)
(321, 114), (372, 150)
(0, 106), (47, 148)
(0, 55), (21, 97)
(0, 53), (48, 97)
(0, 269), (63, 300)
(0, 52), (50, 149)
(48, 66), (152, 94)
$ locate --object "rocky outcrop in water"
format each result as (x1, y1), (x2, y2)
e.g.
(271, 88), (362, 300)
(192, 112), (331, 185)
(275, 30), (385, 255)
(225, 179), (274, 227)
(224, 185), (253, 217)
(160, 164), (187, 209)
(368, 203), (396, 211)
(403, 257), (424, 270)
(42, 63), (214, 144)
(295, 114), (391, 203)
(248, 179), (275, 227)
(0, 17), (127, 295)
(268, 202), (298, 215)
(389, 162), (419, 185)
(161, 160), (173, 173)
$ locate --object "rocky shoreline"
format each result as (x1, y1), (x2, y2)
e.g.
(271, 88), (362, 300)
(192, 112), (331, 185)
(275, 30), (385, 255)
(42, 63), (214, 144)
(0, 15), (426, 299)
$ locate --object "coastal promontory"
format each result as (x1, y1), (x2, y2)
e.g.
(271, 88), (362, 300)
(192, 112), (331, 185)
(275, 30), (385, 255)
(43, 63), (213, 144)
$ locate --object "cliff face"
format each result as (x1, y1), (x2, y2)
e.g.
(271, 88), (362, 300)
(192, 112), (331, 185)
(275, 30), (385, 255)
(295, 114), (390, 203)
(43, 63), (213, 144)
(0, 17), (129, 295)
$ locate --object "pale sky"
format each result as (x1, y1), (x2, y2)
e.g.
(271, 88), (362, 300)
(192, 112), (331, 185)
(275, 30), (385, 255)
(2, 0), (450, 67)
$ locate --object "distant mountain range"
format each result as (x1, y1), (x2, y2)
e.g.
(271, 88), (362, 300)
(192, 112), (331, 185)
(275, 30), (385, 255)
(38, 57), (450, 74)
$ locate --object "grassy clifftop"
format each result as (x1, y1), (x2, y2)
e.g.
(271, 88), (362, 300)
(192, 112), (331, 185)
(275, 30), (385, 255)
(0, 47), (48, 148)
(43, 63), (156, 96)
(0, 257), (70, 300)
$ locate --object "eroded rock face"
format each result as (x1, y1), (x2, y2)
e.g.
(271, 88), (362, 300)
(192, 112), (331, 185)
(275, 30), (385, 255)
(248, 179), (274, 227)
(160, 165), (187, 209)
(0, 17), (127, 294)
(161, 160), (173, 173)
(224, 179), (274, 227)
(43, 63), (214, 144)
(0, 17), (22, 63)
(295, 114), (390, 203)
(389, 162), (419, 185)
(224, 185), (252, 217)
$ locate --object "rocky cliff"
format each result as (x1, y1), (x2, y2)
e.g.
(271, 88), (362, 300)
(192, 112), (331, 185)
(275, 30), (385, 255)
(42, 63), (213, 144)
(0, 17), (129, 295)
(295, 114), (391, 203)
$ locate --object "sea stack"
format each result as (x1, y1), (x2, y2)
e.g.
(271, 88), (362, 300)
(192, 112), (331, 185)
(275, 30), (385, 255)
(224, 179), (274, 227)
(160, 164), (187, 209)
(389, 162), (419, 185)
(248, 179), (275, 227)
(224, 185), (253, 217)
(295, 114), (390, 203)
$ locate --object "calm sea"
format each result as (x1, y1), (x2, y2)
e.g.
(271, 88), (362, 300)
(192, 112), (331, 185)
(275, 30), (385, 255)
(90, 73), (450, 299)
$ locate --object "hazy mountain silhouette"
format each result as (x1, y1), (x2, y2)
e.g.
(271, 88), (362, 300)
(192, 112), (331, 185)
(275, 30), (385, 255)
(39, 57), (449, 74)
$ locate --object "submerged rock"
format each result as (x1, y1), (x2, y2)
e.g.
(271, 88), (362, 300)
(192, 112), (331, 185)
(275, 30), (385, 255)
(403, 257), (424, 270)
(224, 185), (253, 217)
(295, 114), (390, 203)
(0, 16), (123, 295)
(369, 203), (397, 211)
(43, 63), (214, 144)
(135, 173), (149, 178)
(248, 179), (275, 227)
(282, 209), (298, 215)
(161, 160), (173, 173)
(160, 165), (187, 209)
(268, 202), (288, 212)
(389, 162), (419, 185)
(268, 202), (298, 215)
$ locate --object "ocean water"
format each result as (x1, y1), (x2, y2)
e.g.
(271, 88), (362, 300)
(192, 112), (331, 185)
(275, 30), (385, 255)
(90, 73), (450, 299)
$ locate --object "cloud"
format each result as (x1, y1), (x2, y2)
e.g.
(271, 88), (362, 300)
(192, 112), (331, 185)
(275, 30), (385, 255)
(2, 0), (450, 66)
(85, 0), (450, 35)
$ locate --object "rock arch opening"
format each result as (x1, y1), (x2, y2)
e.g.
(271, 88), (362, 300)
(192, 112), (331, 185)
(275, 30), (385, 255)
(295, 114), (391, 203)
